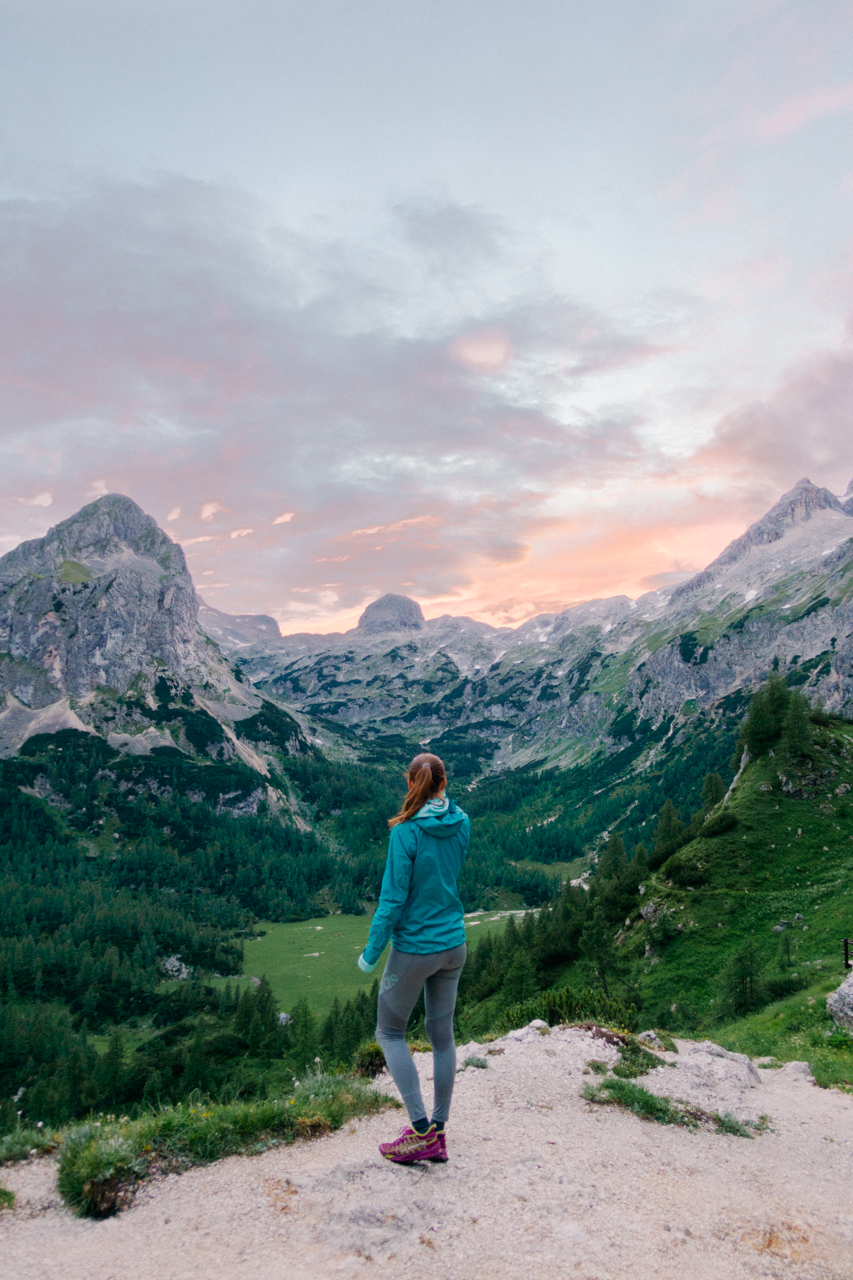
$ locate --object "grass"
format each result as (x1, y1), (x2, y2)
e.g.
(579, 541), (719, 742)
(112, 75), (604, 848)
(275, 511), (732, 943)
(715, 975), (853, 1090)
(0, 1185), (14, 1210)
(0, 1126), (61, 1163)
(204, 908), (512, 1016)
(582, 1076), (759, 1137)
(56, 1071), (395, 1219)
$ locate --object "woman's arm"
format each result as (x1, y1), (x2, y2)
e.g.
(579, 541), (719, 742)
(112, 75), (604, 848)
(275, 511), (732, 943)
(360, 826), (415, 968)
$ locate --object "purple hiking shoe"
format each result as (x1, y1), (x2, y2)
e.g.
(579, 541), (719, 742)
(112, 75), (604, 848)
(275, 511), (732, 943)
(379, 1125), (442, 1163)
(427, 1130), (448, 1163)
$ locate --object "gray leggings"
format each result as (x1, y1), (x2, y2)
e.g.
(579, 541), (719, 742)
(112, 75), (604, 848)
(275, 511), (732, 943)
(375, 943), (467, 1126)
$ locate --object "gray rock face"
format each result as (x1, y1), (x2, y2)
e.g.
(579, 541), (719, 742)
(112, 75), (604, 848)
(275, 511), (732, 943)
(670, 478), (844, 603)
(197, 602), (282, 648)
(357, 594), (425, 634)
(827, 972), (853, 1031)
(0, 495), (207, 708)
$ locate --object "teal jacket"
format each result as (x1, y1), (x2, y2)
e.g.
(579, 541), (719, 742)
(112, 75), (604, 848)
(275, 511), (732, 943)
(362, 798), (470, 966)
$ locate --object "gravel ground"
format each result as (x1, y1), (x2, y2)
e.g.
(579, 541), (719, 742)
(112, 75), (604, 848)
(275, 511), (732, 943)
(3, 1026), (853, 1280)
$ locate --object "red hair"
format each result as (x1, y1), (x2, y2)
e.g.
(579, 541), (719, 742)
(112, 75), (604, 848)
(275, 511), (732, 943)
(388, 752), (447, 827)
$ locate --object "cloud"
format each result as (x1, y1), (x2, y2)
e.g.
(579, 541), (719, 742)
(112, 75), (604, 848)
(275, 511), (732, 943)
(0, 176), (848, 632)
(448, 328), (512, 373)
(18, 491), (52, 507)
(753, 82), (853, 141)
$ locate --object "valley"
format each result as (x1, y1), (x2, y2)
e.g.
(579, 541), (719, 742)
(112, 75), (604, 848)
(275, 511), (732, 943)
(2, 477), (853, 1209)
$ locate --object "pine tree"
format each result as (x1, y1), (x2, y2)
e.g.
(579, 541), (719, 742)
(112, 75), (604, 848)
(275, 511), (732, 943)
(597, 833), (628, 883)
(96, 1030), (126, 1107)
(723, 939), (763, 1015)
(653, 800), (686, 858)
(501, 950), (537, 1007)
(578, 905), (621, 998)
(781, 691), (812, 761)
(288, 998), (319, 1073)
(183, 1022), (209, 1093)
(701, 773), (726, 810)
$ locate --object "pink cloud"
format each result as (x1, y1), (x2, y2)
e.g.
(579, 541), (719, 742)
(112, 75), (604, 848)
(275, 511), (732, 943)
(753, 82), (853, 141)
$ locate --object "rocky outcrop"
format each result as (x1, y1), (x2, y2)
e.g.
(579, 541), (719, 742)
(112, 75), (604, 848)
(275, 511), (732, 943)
(827, 972), (853, 1032)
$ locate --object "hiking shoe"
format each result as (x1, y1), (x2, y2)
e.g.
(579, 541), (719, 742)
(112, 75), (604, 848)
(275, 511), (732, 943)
(426, 1130), (447, 1163)
(379, 1125), (442, 1163)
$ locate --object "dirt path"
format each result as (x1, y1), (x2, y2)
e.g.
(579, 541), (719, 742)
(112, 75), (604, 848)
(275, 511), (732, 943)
(4, 1026), (853, 1280)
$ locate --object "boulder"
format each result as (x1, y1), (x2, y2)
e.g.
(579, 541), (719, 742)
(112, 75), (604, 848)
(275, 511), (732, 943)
(776, 1060), (814, 1083)
(827, 972), (853, 1031)
(682, 1040), (761, 1088)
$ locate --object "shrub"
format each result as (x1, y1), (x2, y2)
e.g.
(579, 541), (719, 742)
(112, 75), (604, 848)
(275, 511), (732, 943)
(0, 1127), (60, 1163)
(495, 985), (638, 1034)
(612, 1038), (660, 1079)
(701, 810), (737, 837)
(353, 1040), (386, 1079)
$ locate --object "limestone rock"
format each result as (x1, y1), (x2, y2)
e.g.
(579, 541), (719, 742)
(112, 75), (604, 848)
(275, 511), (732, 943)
(827, 972), (853, 1031)
(775, 1060), (815, 1083)
(681, 1041), (761, 1088)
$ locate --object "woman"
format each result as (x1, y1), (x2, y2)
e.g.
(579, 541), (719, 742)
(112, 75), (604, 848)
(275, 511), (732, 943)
(357, 752), (470, 1164)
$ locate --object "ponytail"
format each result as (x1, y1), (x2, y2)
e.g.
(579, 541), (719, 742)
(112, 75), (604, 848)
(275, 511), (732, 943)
(388, 752), (447, 827)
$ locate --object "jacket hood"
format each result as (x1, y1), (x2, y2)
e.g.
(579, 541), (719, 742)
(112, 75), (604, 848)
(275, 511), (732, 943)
(413, 797), (468, 837)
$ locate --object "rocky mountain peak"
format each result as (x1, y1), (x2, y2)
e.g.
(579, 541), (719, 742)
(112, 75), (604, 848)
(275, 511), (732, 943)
(670, 478), (848, 604)
(356, 593), (425, 634)
(0, 493), (203, 708)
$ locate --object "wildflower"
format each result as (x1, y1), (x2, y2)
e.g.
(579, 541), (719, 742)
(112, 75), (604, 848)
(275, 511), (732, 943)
(36, 1121), (44, 1130)
(314, 1056), (321, 1064)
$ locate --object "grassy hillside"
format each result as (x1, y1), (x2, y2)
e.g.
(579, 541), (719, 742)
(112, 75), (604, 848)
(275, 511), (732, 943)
(630, 720), (853, 1029)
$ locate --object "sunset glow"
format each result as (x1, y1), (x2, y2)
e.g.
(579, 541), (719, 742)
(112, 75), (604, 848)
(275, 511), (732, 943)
(1, 2), (852, 632)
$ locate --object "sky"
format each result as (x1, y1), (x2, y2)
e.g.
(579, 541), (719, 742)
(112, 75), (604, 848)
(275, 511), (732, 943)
(2, 1), (853, 633)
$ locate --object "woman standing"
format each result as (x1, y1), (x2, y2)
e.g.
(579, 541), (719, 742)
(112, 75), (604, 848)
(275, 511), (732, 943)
(358, 752), (470, 1164)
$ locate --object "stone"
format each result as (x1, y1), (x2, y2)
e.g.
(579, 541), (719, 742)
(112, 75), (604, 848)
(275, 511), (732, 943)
(683, 1041), (761, 1087)
(776, 1060), (815, 1083)
(636, 1030), (664, 1050)
(827, 972), (853, 1032)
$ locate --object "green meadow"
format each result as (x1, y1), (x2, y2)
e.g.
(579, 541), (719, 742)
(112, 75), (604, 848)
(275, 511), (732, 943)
(215, 908), (516, 1016)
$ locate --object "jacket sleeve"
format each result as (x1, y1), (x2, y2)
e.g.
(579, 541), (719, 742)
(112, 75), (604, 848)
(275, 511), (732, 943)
(362, 826), (415, 967)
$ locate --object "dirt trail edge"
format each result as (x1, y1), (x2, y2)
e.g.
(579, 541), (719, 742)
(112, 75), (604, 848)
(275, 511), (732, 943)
(3, 1026), (853, 1280)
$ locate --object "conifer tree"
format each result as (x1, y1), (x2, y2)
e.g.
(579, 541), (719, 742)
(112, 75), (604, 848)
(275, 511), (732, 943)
(701, 772), (726, 810)
(781, 691), (812, 761)
(501, 949), (537, 1007)
(653, 799), (686, 858)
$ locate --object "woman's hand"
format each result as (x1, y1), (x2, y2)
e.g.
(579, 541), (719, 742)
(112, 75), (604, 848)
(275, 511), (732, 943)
(357, 954), (376, 973)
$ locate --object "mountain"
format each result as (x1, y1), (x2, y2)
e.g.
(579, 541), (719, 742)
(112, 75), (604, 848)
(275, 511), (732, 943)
(213, 478), (853, 777)
(0, 494), (307, 768)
